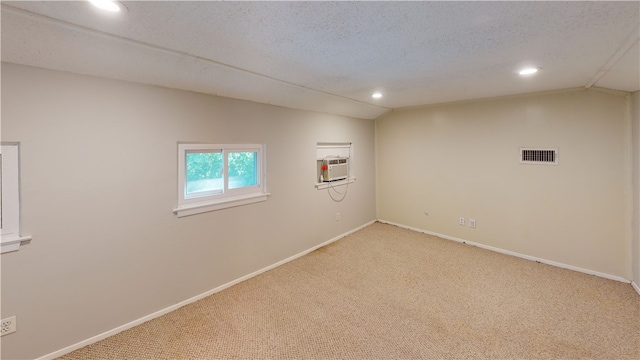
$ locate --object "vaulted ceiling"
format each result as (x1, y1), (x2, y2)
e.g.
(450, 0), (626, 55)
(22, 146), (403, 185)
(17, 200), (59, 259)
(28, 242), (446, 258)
(2, 1), (639, 119)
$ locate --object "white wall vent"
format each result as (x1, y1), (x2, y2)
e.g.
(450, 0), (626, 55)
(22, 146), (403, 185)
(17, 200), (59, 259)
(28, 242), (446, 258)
(520, 148), (558, 165)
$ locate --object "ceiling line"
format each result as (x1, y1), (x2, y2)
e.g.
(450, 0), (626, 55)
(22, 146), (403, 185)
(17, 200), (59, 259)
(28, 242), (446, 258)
(392, 87), (591, 112)
(1, 4), (391, 112)
(585, 24), (640, 89)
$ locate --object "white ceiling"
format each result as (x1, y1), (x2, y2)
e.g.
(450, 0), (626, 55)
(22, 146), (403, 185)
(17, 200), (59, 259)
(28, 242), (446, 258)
(2, 1), (639, 120)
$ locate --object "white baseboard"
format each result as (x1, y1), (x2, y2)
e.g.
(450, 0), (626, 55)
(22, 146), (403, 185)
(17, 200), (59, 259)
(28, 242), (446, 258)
(377, 219), (631, 284)
(632, 281), (640, 296)
(36, 220), (376, 360)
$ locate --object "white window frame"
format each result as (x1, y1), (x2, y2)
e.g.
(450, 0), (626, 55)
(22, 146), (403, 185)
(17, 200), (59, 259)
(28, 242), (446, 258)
(1, 143), (32, 254)
(173, 143), (269, 217)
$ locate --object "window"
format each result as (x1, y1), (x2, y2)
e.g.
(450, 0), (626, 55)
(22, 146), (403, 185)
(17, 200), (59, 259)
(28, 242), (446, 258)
(315, 142), (356, 189)
(174, 143), (268, 217)
(1, 143), (31, 254)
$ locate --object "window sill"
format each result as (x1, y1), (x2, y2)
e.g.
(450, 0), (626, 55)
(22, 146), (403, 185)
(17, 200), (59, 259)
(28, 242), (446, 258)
(1, 235), (32, 254)
(315, 177), (356, 190)
(173, 192), (270, 217)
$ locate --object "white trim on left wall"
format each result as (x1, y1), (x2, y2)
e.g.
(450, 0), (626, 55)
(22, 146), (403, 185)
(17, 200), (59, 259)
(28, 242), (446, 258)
(36, 220), (376, 360)
(633, 281), (640, 296)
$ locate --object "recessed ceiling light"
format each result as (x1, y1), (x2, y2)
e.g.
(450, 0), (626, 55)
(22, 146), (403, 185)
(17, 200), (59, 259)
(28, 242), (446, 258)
(88, 0), (122, 12)
(372, 92), (382, 99)
(518, 67), (539, 76)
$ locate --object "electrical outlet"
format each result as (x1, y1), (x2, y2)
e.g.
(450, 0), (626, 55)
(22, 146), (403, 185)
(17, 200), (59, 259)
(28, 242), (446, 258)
(459, 217), (465, 226)
(469, 219), (476, 228)
(336, 212), (341, 221)
(1, 316), (16, 336)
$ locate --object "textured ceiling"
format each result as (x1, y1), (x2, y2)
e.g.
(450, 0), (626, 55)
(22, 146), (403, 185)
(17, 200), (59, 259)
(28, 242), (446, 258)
(2, 1), (639, 119)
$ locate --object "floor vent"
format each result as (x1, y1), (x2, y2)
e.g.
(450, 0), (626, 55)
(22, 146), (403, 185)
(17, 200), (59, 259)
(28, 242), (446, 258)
(520, 148), (558, 165)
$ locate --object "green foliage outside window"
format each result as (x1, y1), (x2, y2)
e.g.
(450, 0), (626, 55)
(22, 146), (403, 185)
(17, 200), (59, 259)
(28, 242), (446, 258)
(228, 152), (257, 188)
(186, 151), (257, 193)
(187, 152), (223, 182)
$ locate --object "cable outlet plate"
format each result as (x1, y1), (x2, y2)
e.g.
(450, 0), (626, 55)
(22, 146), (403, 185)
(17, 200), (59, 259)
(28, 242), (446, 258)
(469, 219), (476, 228)
(1, 316), (16, 336)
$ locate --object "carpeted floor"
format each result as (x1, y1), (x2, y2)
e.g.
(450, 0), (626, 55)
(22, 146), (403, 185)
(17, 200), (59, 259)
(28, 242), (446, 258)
(59, 222), (640, 359)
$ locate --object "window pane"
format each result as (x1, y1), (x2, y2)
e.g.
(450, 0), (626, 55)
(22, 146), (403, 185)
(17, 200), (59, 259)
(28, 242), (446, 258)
(228, 151), (258, 189)
(186, 151), (223, 196)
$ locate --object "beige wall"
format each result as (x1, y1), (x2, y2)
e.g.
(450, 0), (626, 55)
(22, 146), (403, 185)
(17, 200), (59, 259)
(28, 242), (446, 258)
(632, 91), (640, 285)
(1, 62), (636, 359)
(0, 63), (376, 359)
(376, 89), (630, 279)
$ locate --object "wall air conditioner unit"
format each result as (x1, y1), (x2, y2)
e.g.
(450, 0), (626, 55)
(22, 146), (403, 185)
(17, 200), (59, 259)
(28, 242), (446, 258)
(322, 157), (349, 182)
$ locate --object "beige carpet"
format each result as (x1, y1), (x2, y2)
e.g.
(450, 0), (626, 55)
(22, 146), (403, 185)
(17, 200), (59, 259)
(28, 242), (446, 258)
(59, 222), (639, 359)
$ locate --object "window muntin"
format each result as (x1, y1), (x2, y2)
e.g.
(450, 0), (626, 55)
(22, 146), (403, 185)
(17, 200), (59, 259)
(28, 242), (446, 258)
(176, 143), (267, 216)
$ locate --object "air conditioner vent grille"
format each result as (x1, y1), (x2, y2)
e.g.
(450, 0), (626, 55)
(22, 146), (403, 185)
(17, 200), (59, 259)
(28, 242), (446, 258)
(520, 148), (558, 165)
